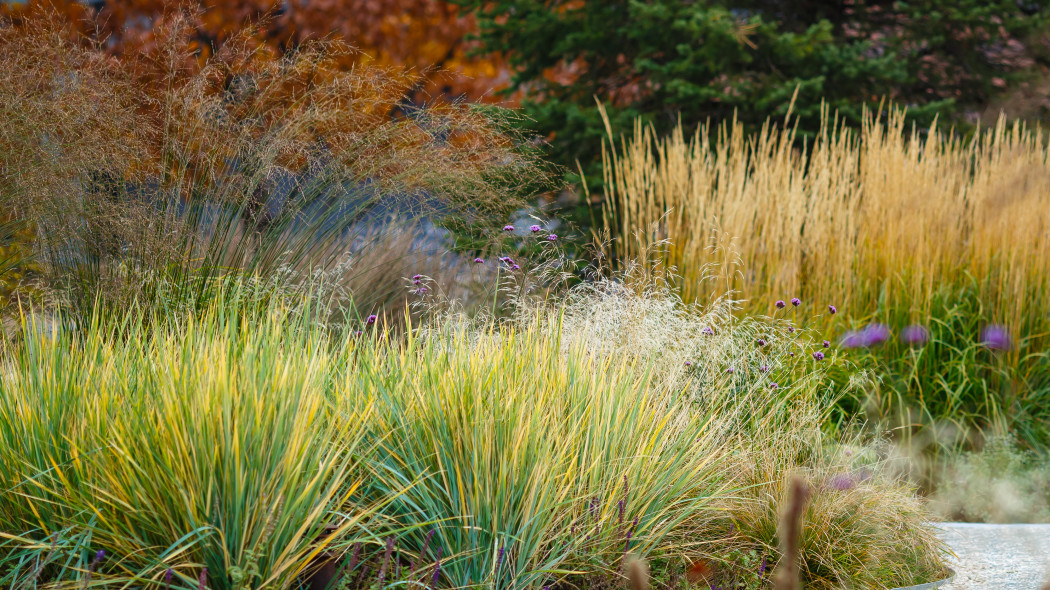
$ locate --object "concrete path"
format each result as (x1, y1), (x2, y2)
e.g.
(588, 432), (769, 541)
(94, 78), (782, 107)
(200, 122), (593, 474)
(933, 523), (1050, 589)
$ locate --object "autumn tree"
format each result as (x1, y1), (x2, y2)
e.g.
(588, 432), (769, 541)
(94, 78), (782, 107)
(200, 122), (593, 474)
(1, 0), (510, 102)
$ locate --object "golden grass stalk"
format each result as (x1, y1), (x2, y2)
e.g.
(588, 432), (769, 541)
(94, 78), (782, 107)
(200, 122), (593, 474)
(599, 102), (1050, 340)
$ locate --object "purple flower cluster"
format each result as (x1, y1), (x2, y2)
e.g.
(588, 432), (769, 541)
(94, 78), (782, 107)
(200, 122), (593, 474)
(828, 473), (856, 491)
(812, 351), (824, 361)
(981, 325), (1012, 350)
(900, 324), (928, 346)
(841, 323), (890, 348)
(503, 224), (515, 232)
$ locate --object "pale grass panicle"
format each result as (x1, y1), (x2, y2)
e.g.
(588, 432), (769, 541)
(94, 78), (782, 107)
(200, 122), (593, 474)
(599, 102), (1050, 342)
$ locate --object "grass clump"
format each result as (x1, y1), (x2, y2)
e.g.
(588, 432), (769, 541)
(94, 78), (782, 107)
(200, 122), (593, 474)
(929, 436), (1050, 523)
(598, 103), (1050, 455)
(0, 277), (949, 589)
(0, 12), (544, 325)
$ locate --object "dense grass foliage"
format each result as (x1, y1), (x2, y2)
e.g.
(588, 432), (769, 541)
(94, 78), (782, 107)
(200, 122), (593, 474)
(0, 281), (948, 589)
(0, 16), (546, 325)
(600, 105), (1050, 453)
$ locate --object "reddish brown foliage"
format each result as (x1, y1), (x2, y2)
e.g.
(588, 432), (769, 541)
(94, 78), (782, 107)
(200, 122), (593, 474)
(0, 0), (511, 103)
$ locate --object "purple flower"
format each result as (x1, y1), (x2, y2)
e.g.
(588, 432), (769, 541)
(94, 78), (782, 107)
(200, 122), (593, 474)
(366, 314), (377, 325)
(791, 298), (801, 307)
(757, 338), (767, 347)
(769, 382), (778, 390)
(503, 225), (515, 232)
(901, 324), (928, 346)
(430, 547), (443, 589)
(823, 340), (830, 348)
(413, 287), (429, 295)
(787, 325), (795, 333)
(511, 264), (520, 270)
(829, 474), (856, 491)
(726, 367), (735, 374)
(981, 325), (1012, 350)
(164, 569), (174, 587)
(775, 300), (786, 309)
(354, 330), (362, 337)
(412, 274), (423, 280)
(828, 304), (837, 314)
(862, 323), (890, 346)
(529, 224), (542, 233)
(94, 550), (105, 562)
(474, 257), (484, 264)
(413, 279), (422, 285)
(842, 323), (890, 348)
(812, 351), (824, 361)
(758, 556), (768, 576)
(547, 234), (558, 241)
(789, 351), (795, 357)
(500, 256), (514, 264)
(759, 365), (769, 373)
(701, 326), (714, 335)
(684, 361), (692, 367)
(497, 545), (505, 567)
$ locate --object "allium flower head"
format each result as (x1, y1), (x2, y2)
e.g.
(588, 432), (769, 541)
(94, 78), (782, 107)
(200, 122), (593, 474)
(529, 224), (542, 232)
(775, 300), (786, 309)
(812, 351), (824, 361)
(829, 474), (856, 491)
(547, 234), (558, 241)
(901, 324), (928, 346)
(981, 325), (1012, 350)
(474, 257), (484, 264)
(503, 225), (515, 232)
(862, 323), (890, 346)
(366, 314), (377, 325)
(843, 324), (889, 347)
(828, 304), (837, 314)
(791, 297), (801, 307)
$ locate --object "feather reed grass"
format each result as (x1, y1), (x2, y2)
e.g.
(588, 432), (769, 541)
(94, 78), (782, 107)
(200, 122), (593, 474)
(599, 102), (1050, 453)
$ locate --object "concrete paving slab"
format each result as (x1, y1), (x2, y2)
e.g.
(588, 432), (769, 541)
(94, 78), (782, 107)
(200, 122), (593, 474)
(934, 523), (1050, 589)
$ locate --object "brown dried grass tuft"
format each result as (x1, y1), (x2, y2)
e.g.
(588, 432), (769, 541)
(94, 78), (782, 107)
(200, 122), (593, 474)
(0, 10), (542, 319)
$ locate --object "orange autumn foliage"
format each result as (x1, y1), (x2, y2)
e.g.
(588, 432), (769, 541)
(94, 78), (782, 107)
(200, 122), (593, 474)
(0, 0), (511, 103)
